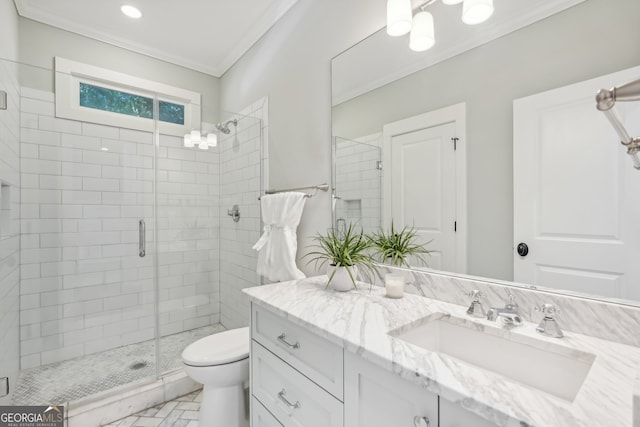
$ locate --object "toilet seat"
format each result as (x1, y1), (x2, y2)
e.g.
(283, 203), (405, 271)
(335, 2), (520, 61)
(182, 327), (250, 367)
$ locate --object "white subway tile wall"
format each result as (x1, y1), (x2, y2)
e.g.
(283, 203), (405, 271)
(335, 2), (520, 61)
(16, 88), (267, 368)
(156, 131), (221, 338)
(219, 98), (267, 329)
(0, 59), (21, 405)
(334, 133), (382, 234)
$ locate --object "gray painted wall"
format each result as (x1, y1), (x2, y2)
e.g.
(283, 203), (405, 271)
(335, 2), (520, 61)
(17, 18), (220, 119)
(220, 0), (386, 276)
(223, 0), (640, 279)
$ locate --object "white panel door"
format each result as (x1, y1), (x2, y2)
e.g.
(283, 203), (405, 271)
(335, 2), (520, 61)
(391, 123), (456, 271)
(513, 66), (640, 300)
(383, 103), (466, 273)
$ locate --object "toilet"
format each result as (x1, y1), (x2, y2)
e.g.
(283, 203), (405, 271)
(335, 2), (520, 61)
(182, 327), (250, 427)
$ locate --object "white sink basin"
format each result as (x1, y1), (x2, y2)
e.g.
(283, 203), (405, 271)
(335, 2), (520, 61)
(390, 314), (594, 401)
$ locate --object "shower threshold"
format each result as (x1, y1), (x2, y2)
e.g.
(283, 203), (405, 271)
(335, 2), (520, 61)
(12, 324), (225, 406)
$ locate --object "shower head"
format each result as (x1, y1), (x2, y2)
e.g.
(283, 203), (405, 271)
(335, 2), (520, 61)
(216, 119), (237, 134)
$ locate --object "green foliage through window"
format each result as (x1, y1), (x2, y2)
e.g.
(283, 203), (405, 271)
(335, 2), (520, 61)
(159, 101), (184, 125)
(79, 83), (185, 125)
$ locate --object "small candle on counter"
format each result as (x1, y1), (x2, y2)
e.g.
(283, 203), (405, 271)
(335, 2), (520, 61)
(385, 273), (405, 298)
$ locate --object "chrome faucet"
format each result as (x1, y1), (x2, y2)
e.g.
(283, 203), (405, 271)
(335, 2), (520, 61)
(535, 303), (563, 338)
(486, 294), (523, 326)
(466, 290), (485, 318)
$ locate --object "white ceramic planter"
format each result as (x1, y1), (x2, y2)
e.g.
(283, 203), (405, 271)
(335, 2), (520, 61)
(327, 265), (358, 291)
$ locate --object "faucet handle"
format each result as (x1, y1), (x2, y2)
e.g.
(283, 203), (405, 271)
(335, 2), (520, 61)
(535, 303), (560, 317)
(505, 292), (518, 309)
(466, 290), (485, 318)
(467, 289), (483, 301)
(535, 303), (563, 338)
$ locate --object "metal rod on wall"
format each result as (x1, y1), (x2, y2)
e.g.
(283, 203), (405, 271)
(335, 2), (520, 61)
(264, 183), (329, 195)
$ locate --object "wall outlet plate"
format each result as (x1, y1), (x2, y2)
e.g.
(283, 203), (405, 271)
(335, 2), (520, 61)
(0, 90), (7, 110)
(0, 377), (8, 397)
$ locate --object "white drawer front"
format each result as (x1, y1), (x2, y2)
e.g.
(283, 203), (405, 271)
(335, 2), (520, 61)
(252, 304), (344, 400)
(252, 396), (284, 427)
(252, 340), (344, 427)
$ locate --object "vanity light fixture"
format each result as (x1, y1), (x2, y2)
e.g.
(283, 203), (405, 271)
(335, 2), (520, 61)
(462, 0), (495, 25)
(183, 134), (195, 148)
(190, 130), (202, 144)
(387, 0), (413, 36)
(121, 5), (142, 19)
(203, 133), (217, 149)
(410, 7), (435, 52)
(388, 0), (495, 52)
(183, 130), (217, 150)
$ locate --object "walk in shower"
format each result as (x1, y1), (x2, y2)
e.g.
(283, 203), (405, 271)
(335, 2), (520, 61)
(0, 58), (265, 408)
(332, 136), (382, 234)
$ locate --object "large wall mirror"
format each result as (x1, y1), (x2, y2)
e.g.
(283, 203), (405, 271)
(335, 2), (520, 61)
(331, 0), (640, 305)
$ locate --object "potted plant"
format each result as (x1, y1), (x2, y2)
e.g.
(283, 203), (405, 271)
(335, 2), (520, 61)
(368, 222), (432, 298)
(305, 223), (375, 291)
(369, 221), (432, 267)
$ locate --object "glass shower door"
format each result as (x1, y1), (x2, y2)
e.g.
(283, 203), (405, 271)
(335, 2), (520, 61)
(12, 62), (159, 404)
(156, 109), (264, 373)
(155, 115), (223, 374)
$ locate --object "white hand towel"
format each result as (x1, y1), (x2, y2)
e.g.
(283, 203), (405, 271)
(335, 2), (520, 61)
(253, 192), (307, 282)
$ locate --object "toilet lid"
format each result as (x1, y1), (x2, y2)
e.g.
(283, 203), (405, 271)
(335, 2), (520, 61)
(182, 327), (250, 367)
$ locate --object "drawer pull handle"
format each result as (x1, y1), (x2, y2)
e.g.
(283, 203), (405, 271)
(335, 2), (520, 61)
(413, 416), (430, 426)
(277, 333), (300, 349)
(278, 389), (301, 410)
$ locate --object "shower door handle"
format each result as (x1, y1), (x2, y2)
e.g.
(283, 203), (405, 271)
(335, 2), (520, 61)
(139, 219), (146, 257)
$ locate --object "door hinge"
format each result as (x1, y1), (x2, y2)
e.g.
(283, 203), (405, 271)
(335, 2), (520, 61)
(454, 221), (457, 232)
(376, 160), (383, 170)
(451, 137), (459, 151)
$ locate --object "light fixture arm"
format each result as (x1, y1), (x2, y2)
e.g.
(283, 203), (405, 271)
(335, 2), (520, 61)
(419, 0), (438, 10)
(596, 76), (640, 169)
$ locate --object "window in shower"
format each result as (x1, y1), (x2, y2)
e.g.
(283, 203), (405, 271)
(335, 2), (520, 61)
(55, 57), (200, 136)
(79, 83), (185, 125)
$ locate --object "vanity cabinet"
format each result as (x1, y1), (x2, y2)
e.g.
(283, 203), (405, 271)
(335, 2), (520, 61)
(250, 303), (497, 427)
(344, 352), (497, 427)
(251, 397), (283, 427)
(251, 304), (343, 399)
(344, 351), (438, 427)
(250, 305), (344, 427)
(439, 398), (497, 427)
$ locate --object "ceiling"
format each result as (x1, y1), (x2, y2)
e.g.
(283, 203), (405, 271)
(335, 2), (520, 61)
(14, 0), (300, 77)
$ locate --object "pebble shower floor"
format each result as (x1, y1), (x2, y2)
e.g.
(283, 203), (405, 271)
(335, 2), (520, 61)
(12, 324), (224, 405)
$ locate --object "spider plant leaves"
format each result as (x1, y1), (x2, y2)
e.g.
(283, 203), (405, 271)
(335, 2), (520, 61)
(369, 221), (432, 268)
(305, 223), (375, 289)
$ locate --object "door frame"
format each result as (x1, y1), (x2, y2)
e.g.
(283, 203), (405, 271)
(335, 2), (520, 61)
(382, 102), (467, 274)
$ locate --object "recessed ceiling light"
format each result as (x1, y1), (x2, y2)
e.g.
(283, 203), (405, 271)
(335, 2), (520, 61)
(121, 5), (142, 19)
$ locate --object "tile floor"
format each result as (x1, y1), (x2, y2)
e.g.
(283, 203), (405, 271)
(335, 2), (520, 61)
(104, 389), (203, 427)
(13, 324), (225, 405)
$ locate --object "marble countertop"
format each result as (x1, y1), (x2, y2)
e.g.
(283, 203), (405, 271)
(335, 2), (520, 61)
(244, 276), (640, 427)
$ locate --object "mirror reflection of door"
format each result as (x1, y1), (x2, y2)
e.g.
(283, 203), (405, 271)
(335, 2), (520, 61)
(514, 66), (640, 300)
(383, 103), (467, 272)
